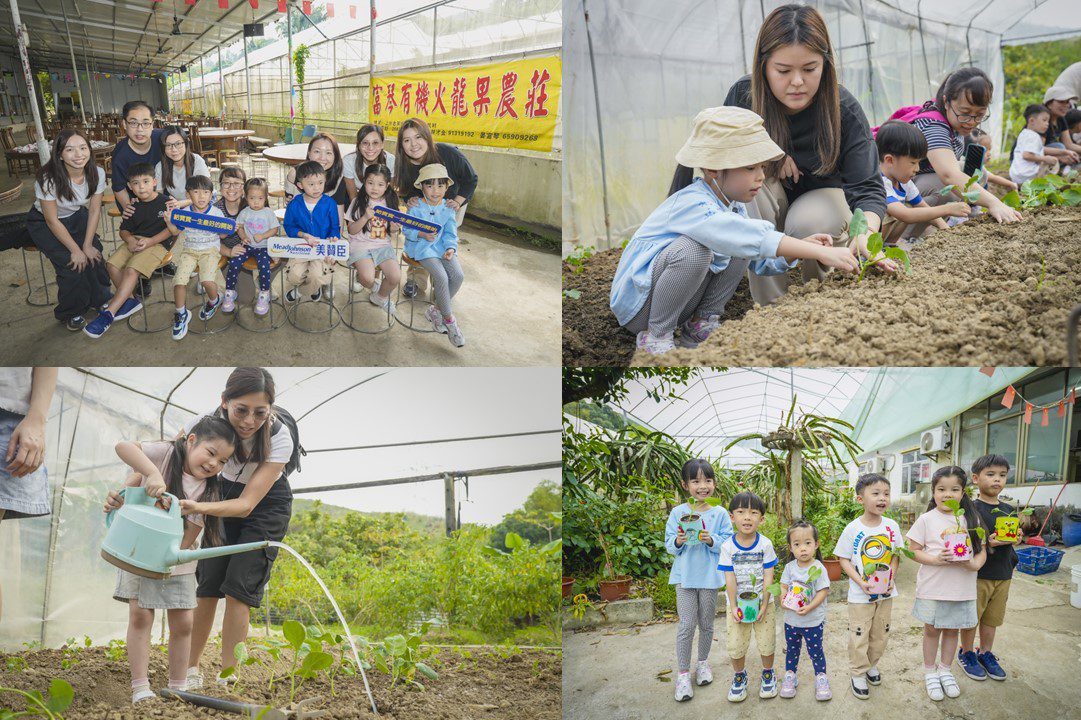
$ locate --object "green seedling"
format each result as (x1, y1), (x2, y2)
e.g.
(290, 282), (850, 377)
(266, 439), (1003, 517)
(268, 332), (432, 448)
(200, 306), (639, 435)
(1007, 173), (1081, 208)
(370, 625), (438, 690)
(104, 639), (126, 663)
(0, 679), (73, 719)
(764, 563), (821, 598)
(4, 657), (26, 674)
(59, 637), (91, 671)
(848, 208), (910, 281)
(944, 498), (987, 543)
(939, 168), (985, 203)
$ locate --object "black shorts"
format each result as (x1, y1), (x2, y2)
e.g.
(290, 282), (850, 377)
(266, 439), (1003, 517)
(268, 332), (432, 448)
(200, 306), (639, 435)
(195, 476), (292, 608)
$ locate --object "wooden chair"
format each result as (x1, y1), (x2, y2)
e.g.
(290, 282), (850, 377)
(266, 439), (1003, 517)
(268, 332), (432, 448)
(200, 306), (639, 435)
(26, 125), (37, 143)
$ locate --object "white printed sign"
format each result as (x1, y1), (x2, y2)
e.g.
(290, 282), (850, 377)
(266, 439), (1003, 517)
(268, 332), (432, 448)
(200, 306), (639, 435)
(267, 238), (350, 260)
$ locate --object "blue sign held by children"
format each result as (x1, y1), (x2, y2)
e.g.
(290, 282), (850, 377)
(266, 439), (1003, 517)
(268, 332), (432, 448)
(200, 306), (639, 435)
(169, 209), (237, 235)
(373, 205), (441, 235)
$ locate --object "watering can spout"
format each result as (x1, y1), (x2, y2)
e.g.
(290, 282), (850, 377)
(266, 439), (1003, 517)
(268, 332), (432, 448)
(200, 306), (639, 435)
(178, 540), (270, 564)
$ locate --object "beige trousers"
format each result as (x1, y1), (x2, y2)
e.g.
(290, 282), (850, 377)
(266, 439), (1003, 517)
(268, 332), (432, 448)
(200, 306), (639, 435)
(847, 597), (894, 676)
(743, 177), (853, 306)
(286, 258), (334, 297)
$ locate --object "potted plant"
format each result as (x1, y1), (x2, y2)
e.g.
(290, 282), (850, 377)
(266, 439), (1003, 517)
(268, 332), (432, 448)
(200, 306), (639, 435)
(815, 513), (846, 582)
(677, 493), (721, 547)
(765, 565), (822, 612)
(942, 499), (987, 562)
(595, 530), (631, 602)
(990, 504), (1033, 543)
(864, 563), (892, 594)
(562, 576), (575, 599)
(735, 573), (761, 623)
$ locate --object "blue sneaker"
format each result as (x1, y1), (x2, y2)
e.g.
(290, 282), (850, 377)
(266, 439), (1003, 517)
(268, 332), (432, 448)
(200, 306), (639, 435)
(113, 297), (143, 321)
(83, 310), (113, 338)
(200, 293), (223, 321)
(977, 650), (1006, 681)
(172, 307), (191, 341)
(727, 671), (748, 702)
(958, 649), (986, 680)
(760, 668), (778, 699)
(403, 279), (418, 298)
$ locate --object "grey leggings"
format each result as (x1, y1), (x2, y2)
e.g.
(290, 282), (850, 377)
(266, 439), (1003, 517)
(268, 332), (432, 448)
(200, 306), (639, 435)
(419, 255), (465, 316)
(625, 236), (748, 336)
(676, 586), (718, 672)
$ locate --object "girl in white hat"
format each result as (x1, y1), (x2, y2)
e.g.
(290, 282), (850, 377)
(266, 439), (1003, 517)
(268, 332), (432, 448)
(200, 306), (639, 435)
(610, 106), (860, 355)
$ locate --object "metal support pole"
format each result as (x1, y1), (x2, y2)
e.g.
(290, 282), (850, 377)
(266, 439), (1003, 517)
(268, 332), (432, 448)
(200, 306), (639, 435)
(286, 1), (294, 128)
(59, 1), (86, 123)
(443, 472), (455, 537)
(243, 35), (252, 121)
(199, 54), (206, 116)
(583, 1), (612, 249)
(81, 46), (97, 118)
(369, 0), (376, 122)
(431, 5), (437, 65)
(217, 43), (225, 121)
(9, 0), (48, 163)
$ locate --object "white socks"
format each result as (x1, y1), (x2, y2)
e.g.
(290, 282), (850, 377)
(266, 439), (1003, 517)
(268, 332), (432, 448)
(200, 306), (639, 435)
(131, 680), (155, 704)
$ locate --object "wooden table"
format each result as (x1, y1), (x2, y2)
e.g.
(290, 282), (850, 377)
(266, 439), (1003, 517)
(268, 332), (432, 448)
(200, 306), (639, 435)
(262, 142), (350, 166)
(197, 129), (255, 157)
(4, 142), (114, 179)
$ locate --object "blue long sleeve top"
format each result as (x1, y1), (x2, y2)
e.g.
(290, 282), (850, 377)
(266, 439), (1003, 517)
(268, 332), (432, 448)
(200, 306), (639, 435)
(403, 200), (459, 261)
(610, 178), (796, 326)
(665, 503), (734, 589)
(283, 193), (340, 241)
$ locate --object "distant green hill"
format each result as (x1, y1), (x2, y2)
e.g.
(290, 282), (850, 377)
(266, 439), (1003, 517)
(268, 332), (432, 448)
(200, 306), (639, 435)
(291, 498), (445, 535)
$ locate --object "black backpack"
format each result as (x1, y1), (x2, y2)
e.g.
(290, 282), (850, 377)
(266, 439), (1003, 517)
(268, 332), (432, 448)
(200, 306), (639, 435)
(270, 405), (306, 478)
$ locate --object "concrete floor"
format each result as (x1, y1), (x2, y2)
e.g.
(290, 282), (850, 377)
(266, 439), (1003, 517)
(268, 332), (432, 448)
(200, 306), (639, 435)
(564, 546), (1081, 720)
(0, 157), (559, 366)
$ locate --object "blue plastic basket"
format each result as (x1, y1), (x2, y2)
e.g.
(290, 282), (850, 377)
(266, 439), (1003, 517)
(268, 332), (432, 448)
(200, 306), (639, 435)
(1015, 545), (1064, 576)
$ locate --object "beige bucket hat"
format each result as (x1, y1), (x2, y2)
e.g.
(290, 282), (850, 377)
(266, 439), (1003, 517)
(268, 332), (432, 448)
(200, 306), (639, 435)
(675, 106), (784, 170)
(414, 163), (454, 188)
(1044, 85), (1078, 104)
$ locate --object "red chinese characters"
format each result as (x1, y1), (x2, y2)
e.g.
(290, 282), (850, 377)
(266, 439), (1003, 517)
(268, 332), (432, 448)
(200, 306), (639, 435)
(400, 82), (413, 114)
(372, 86), (383, 115)
(525, 68), (550, 118)
(431, 81), (448, 115)
(451, 77), (468, 117)
(415, 81), (430, 115)
(385, 83), (398, 114)
(495, 71), (518, 119)
(473, 76), (491, 115)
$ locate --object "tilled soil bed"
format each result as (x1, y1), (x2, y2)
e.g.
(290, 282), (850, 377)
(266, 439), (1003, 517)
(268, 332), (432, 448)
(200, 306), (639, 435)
(564, 206), (1080, 366)
(562, 248), (755, 366)
(0, 644), (561, 719)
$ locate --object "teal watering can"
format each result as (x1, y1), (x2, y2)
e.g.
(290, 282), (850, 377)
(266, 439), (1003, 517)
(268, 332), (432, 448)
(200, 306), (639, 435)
(101, 487), (268, 579)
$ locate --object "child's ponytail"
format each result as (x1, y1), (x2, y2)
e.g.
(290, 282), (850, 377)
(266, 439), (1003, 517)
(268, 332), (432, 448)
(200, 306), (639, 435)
(166, 415), (237, 548)
(667, 164), (695, 197)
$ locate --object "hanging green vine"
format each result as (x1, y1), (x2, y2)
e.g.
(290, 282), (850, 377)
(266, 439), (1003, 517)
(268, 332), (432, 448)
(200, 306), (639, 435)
(292, 43), (310, 124)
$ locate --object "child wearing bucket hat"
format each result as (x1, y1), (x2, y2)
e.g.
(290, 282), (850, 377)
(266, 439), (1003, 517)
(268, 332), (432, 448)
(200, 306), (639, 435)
(609, 106), (860, 355)
(402, 163), (466, 347)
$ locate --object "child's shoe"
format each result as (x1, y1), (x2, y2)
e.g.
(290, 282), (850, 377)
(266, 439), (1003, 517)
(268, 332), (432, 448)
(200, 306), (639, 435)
(83, 310), (114, 338)
(636, 330), (675, 355)
(958, 649), (986, 680)
(64, 315), (86, 331)
(310, 287), (323, 302)
(814, 673), (831, 701)
(369, 291), (396, 316)
(131, 680), (154, 704)
(779, 670), (797, 698)
(937, 666), (960, 698)
(185, 667), (203, 690)
(759, 668), (778, 699)
(172, 307), (191, 341)
(865, 666), (882, 685)
(694, 660), (712, 686)
(286, 287), (301, 303)
(444, 317), (465, 348)
(727, 671), (748, 702)
(222, 289), (238, 313)
(850, 675), (869, 699)
(676, 314), (721, 349)
(674, 671), (693, 702)
(924, 669), (944, 701)
(113, 296), (143, 320)
(425, 305), (448, 334)
(255, 291), (271, 316)
(403, 278), (418, 298)
(977, 650), (1006, 681)
(200, 293), (223, 320)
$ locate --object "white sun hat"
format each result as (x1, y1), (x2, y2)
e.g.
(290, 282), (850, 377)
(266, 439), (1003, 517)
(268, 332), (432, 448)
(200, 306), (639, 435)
(675, 106), (785, 170)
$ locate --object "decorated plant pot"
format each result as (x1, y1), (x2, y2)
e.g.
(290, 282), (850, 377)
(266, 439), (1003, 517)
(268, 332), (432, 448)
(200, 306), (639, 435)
(678, 513), (705, 547)
(865, 563), (892, 595)
(944, 532), (972, 562)
(995, 516), (1020, 543)
(782, 581), (811, 611)
(736, 591), (760, 623)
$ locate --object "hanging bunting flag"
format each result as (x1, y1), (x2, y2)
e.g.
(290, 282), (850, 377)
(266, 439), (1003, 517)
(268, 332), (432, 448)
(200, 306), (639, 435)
(326, 2), (333, 16)
(185, 0), (196, 5)
(249, 0), (258, 8)
(219, 0), (228, 7)
(1059, 400), (1066, 418)
(1041, 407), (1049, 427)
(301, 0), (311, 13)
(1001, 385), (1015, 409)
(349, 4), (356, 18)
(277, 0), (286, 10)
(1023, 403), (1033, 425)
(371, 5), (376, 19)
(1069, 389), (1077, 405)
(978, 367), (995, 377)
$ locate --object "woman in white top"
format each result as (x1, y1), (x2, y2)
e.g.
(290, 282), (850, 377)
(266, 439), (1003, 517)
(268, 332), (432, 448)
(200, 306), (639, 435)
(26, 129), (112, 331)
(154, 126), (211, 204)
(343, 123), (396, 202)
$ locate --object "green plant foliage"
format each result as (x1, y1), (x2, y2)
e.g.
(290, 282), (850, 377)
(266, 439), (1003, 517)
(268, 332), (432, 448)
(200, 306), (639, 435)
(563, 485), (668, 581)
(0, 679), (74, 719)
(292, 44), (311, 123)
(939, 168), (986, 204)
(489, 480), (561, 551)
(1010, 173), (1081, 208)
(1002, 38), (1081, 151)
(369, 626), (439, 689)
(848, 209), (910, 281)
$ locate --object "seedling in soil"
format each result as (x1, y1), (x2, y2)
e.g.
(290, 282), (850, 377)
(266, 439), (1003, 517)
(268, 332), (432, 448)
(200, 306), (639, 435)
(1006, 173), (1081, 209)
(0, 679), (74, 719)
(370, 625), (439, 690)
(940, 168), (985, 203)
(848, 209), (910, 281)
(59, 637), (91, 671)
(103, 639), (126, 663)
(4, 657), (26, 674)
(942, 498), (986, 560)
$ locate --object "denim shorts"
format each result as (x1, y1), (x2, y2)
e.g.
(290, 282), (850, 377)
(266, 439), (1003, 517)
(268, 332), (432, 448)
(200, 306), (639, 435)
(348, 244), (397, 267)
(0, 409), (49, 518)
(912, 597), (977, 629)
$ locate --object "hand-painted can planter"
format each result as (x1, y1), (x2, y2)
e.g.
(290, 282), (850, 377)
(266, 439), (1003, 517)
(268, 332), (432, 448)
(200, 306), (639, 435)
(944, 532), (972, 561)
(782, 582), (811, 611)
(737, 591), (760, 623)
(678, 513), (705, 547)
(995, 516), (1020, 542)
(865, 563), (892, 594)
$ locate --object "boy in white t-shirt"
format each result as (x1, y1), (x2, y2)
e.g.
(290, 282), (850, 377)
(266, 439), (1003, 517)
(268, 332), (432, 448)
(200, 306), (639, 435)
(1010, 104), (1060, 185)
(833, 473), (903, 700)
(875, 121), (970, 247)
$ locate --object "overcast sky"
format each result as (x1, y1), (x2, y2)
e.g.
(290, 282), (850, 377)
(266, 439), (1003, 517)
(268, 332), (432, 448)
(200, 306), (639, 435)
(80, 367), (561, 526)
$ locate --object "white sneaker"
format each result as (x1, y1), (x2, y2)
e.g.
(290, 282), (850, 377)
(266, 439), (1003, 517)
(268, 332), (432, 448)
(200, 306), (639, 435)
(369, 291), (396, 316)
(938, 667), (960, 698)
(425, 305), (448, 334)
(695, 660), (713, 686)
(675, 671), (693, 702)
(444, 318), (465, 347)
(132, 683), (155, 704)
(925, 671), (944, 701)
(185, 667), (203, 690)
(636, 330), (675, 355)
(352, 279), (365, 293)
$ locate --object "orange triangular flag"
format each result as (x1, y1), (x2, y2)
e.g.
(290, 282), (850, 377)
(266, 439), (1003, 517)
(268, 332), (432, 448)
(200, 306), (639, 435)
(1002, 386), (1016, 409)
(1041, 407), (1049, 426)
(349, 4), (356, 18)
(1023, 403), (1033, 424)
(1069, 389), (1077, 405)
(1059, 401), (1066, 418)
(979, 367), (995, 377)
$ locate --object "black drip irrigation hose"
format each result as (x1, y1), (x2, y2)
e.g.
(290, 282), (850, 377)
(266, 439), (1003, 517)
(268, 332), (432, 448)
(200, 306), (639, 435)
(1068, 303), (1081, 367)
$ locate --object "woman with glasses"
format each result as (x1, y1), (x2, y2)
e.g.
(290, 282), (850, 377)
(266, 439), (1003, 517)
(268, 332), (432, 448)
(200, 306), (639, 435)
(900, 68), (1024, 241)
(154, 126), (211, 204)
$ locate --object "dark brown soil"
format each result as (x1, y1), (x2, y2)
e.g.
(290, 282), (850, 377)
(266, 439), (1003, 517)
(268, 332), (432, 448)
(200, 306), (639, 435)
(0, 644), (561, 719)
(583, 206), (1081, 366)
(562, 248), (755, 366)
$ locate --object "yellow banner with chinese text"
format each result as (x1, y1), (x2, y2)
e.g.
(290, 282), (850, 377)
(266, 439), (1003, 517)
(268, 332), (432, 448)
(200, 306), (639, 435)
(369, 55), (561, 153)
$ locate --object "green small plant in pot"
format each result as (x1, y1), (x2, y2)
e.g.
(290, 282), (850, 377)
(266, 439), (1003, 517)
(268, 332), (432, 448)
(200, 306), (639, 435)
(942, 499), (987, 562)
(767, 564), (822, 611)
(594, 529), (632, 601)
(990, 504), (1034, 543)
(848, 208), (910, 282)
(735, 573), (761, 624)
(677, 494), (722, 547)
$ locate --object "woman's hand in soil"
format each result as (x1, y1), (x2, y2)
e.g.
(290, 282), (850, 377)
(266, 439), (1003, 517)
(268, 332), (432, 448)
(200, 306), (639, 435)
(103, 489), (125, 513)
(675, 526), (686, 547)
(68, 248), (89, 273)
(941, 202), (971, 219)
(815, 245), (860, 273)
(779, 155), (801, 183)
(988, 201), (1023, 224)
(6, 413), (46, 477)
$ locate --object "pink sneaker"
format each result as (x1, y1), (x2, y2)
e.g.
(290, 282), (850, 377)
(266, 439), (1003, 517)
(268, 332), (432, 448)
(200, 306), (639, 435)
(676, 314), (721, 348)
(254, 291), (270, 316)
(222, 289), (237, 313)
(815, 673), (832, 701)
(635, 330), (675, 355)
(779, 670), (797, 698)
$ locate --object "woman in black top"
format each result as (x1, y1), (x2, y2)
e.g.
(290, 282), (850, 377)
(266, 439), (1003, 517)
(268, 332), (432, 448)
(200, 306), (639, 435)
(723, 4), (893, 305)
(393, 117), (478, 228)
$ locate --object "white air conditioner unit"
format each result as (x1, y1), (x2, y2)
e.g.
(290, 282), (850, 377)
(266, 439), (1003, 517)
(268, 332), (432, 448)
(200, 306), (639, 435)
(869, 455), (886, 474)
(920, 425), (952, 455)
